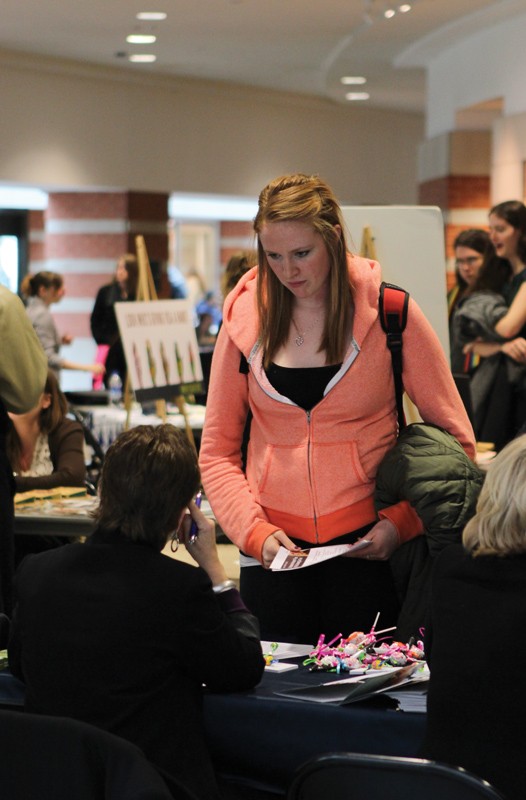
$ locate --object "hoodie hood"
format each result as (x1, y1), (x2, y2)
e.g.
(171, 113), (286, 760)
(221, 255), (383, 357)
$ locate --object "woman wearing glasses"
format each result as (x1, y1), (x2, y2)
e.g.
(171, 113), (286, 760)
(448, 229), (496, 374)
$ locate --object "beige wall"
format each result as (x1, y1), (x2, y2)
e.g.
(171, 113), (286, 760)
(0, 49), (424, 204)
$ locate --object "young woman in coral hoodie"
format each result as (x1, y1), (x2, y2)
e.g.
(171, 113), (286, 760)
(200, 173), (475, 643)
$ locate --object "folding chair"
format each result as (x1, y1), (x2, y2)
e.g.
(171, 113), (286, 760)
(287, 752), (505, 800)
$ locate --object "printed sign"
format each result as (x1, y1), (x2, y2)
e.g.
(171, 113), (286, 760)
(115, 299), (203, 402)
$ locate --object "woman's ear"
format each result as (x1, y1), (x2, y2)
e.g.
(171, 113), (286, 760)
(40, 392), (52, 410)
(176, 508), (187, 530)
(333, 223), (342, 240)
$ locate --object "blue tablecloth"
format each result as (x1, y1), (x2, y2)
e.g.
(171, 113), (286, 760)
(204, 663), (427, 794)
(1, 662), (426, 795)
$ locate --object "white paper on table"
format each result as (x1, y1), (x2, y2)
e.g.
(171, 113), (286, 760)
(260, 641), (314, 659)
(270, 540), (372, 571)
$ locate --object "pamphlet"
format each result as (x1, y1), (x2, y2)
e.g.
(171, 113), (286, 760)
(270, 540), (372, 571)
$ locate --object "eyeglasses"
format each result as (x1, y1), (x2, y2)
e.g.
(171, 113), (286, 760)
(455, 256), (483, 268)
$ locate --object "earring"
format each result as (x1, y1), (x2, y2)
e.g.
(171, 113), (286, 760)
(170, 530), (179, 553)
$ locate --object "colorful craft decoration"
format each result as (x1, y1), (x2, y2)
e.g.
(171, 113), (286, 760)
(303, 617), (425, 674)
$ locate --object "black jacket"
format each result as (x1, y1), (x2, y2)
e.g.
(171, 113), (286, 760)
(9, 529), (264, 800)
(422, 545), (526, 799)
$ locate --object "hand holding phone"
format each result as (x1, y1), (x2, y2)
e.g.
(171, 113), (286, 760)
(188, 491), (202, 544)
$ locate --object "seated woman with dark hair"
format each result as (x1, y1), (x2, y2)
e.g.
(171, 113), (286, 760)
(7, 369), (85, 493)
(8, 424), (264, 800)
(422, 433), (526, 799)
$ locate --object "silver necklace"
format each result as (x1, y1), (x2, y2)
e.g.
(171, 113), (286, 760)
(291, 316), (320, 347)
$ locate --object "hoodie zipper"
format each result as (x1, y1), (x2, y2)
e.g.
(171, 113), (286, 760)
(306, 408), (319, 543)
(247, 339), (361, 541)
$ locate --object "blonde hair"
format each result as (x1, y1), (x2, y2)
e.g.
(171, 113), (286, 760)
(254, 173), (352, 369)
(463, 434), (526, 557)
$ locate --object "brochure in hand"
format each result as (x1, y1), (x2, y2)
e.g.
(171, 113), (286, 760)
(270, 540), (372, 571)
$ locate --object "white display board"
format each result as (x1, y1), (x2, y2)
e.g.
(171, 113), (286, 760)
(341, 206), (449, 357)
(115, 299), (203, 402)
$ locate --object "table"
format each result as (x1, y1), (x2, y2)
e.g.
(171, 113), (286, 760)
(204, 661), (427, 795)
(14, 496), (98, 538)
(0, 658), (426, 797)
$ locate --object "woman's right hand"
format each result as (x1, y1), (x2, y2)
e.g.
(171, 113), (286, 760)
(261, 530), (303, 569)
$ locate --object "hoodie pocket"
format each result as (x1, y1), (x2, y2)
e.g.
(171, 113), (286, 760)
(256, 443), (312, 510)
(311, 440), (370, 513)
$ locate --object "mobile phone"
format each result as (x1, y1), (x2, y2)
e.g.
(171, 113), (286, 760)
(188, 491), (202, 544)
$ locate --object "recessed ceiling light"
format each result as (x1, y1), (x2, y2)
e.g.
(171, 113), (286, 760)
(384, 8), (396, 18)
(127, 34), (157, 44)
(398, 3), (412, 11)
(346, 92), (370, 101)
(341, 76), (367, 85)
(129, 54), (157, 63)
(136, 12), (167, 21)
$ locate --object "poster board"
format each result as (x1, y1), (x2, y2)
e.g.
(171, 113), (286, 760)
(341, 206), (449, 357)
(114, 299), (203, 403)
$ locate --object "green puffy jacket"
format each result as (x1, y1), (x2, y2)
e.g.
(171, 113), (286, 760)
(374, 422), (484, 640)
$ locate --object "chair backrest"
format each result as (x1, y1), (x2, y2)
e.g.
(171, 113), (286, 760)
(67, 405), (105, 488)
(287, 752), (505, 800)
(0, 709), (197, 800)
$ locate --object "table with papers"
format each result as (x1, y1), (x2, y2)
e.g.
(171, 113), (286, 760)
(14, 491), (98, 538)
(1, 640), (427, 796)
(205, 644), (427, 794)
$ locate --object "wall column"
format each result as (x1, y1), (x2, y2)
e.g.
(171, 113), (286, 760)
(418, 131), (491, 290)
(42, 189), (169, 389)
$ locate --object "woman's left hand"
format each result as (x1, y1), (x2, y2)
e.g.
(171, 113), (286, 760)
(344, 518), (399, 561)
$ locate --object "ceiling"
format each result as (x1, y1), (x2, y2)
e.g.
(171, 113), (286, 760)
(0, 0), (517, 114)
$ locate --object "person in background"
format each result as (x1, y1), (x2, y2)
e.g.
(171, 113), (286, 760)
(8, 368), (86, 565)
(9, 424), (264, 800)
(448, 229), (493, 372)
(199, 172), (475, 645)
(90, 254), (138, 388)
(448, 230), (512, 439)
(422, 433), (526, 799)
(195, 290), (222, 346)
(22, 271), (104, 382)
(463, 200), (526, 447)
(0, 284), (47, 616)
(7, 368), (85, 493)
(167, 264), (188, 299)
(221, 250), (257, 301)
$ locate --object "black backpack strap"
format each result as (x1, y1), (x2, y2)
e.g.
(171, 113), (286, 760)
(379, 281), (409, 431)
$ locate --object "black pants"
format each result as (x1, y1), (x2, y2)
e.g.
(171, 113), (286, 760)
(240, 527), (400, 645)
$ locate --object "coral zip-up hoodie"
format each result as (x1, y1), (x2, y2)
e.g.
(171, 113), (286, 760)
(199, 255), (476, 562)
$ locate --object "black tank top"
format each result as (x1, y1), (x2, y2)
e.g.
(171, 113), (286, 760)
(266, 362), (341, 411)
